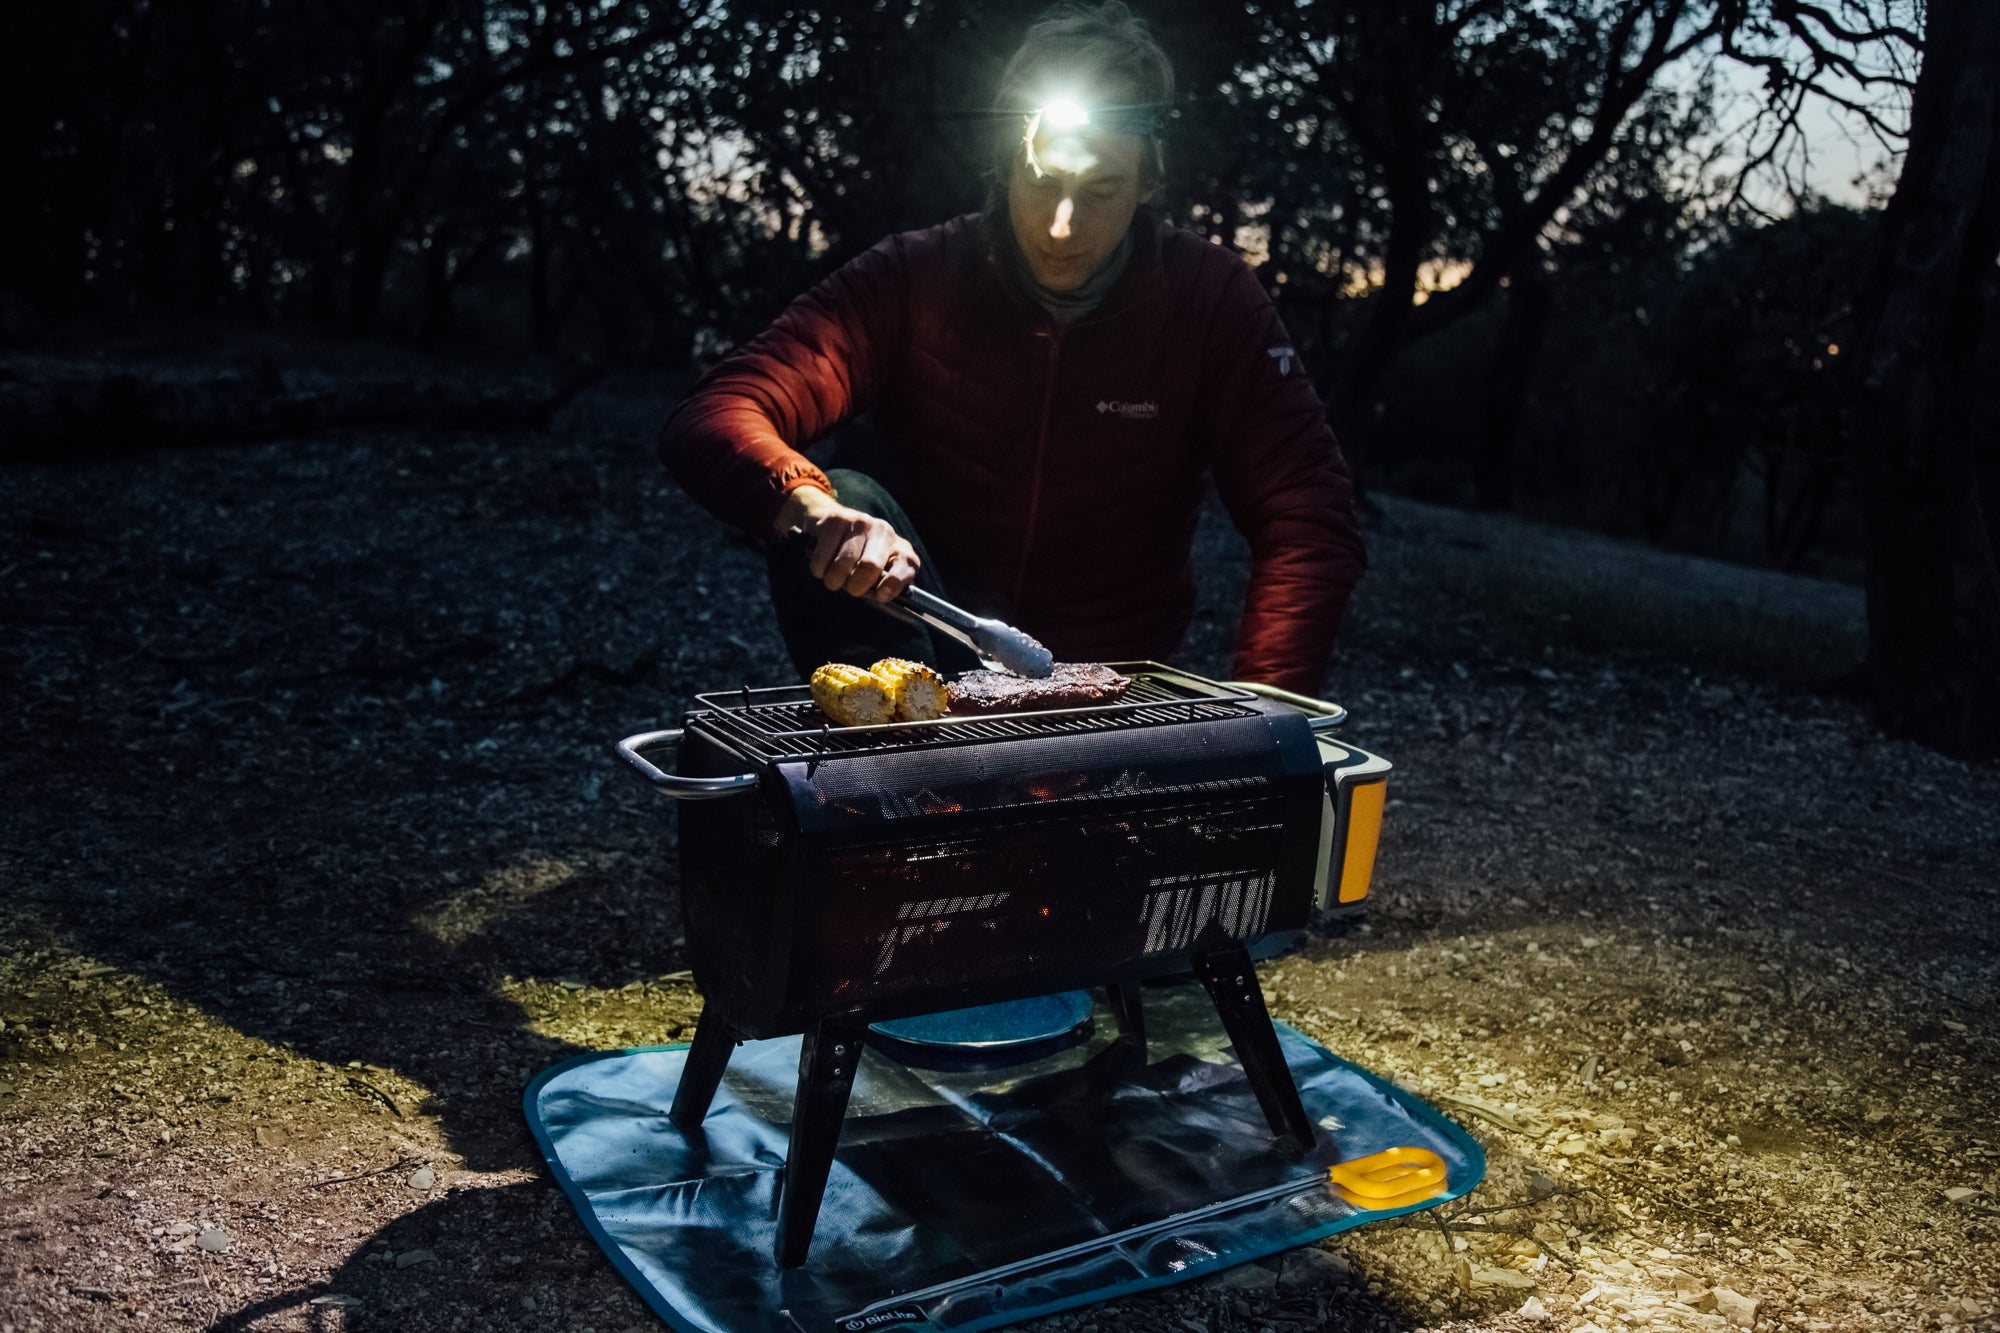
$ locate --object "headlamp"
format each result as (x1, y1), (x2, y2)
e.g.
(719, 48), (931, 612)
(1022, 91), (1166, 179)
(1041, 94), (1090, 131)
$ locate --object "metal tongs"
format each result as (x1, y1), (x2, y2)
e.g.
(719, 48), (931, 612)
(879, 583), (1053, 678)
(788, 529), (1053, 677)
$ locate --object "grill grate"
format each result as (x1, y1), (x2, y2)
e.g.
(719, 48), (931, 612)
(687, 663), (1260, 765)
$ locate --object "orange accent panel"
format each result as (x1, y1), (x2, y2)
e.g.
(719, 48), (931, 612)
(1338, 780), (1386, 904)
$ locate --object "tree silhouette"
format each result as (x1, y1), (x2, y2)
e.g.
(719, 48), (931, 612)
(10, 0), (1996, 755)
(1846, 0), (2000, 756)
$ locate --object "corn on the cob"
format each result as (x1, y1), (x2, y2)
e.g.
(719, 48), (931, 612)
(870, 657), (949, 721)
(810, 663), (894, 726)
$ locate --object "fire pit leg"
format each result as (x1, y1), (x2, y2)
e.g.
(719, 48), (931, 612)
(1194, 946), (1316, 1151)
(775, 1017), (867, 1268)
(670, 1008), (735, 1130)
(1108, 982), (1147, 1056)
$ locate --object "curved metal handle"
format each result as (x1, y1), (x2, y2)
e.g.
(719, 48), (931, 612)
(615, 729), (759, 800)
(1227, 681), (1348, 731)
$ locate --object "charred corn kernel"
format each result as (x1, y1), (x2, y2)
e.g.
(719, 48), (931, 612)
(810, 663), (894, 726)
(870, 657), (949, 722)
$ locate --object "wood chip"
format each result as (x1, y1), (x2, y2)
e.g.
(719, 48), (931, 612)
(1432, 1091), (1551, 1135)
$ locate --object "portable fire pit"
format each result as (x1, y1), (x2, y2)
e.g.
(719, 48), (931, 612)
(615, 663), (1391, 1268)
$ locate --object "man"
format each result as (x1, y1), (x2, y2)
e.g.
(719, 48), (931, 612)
(661, 2), (1363, 695)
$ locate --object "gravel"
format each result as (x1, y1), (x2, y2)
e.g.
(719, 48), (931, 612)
(1, 373), (1994, 1332)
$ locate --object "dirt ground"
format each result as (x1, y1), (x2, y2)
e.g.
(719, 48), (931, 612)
(2, 376), (1996, 1333)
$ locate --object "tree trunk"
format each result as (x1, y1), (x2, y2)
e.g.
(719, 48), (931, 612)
(347, 226), (397, 334)
(1474, 258), (1555, 511)
(1850, 0), (2000, 758)
(417, 228), (500, 351)
(417, 229), (454, 351)
(529, 192), (557, 356)
(1332, 149), (1428, 477)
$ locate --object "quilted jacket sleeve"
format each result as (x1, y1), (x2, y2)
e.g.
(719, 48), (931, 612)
(658, 236), (910, 536)
(1200, 256), (1366, 694)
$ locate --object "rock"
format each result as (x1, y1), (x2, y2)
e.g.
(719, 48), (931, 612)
(394, 1249), (437, 1269)
(1942, 1186), (1981, 1204)
(1431, 1091), (1549, 1135)
(1673, 1274), (1709, 1306)
(1518, 1295), (1549, 1320)
(405, 1167), (436, 1191)
(1276, 1247), (1351, 1291)
(254, 1126), (287, 1148)
(1711, 1286), (1759, 1329)
(308, 1294), (363, 1308)
(196, 1226), (231, 1253)
(1202, 1264), (1273, 1296)
(1472, 1266), (1536, 1292)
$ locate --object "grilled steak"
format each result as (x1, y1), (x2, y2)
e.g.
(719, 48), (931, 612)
(946, 663), (1131, 714)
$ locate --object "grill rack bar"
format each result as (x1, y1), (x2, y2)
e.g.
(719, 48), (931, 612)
(687, 663), (1261, 765)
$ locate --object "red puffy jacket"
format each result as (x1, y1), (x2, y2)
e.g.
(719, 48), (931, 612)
(659, 211), (1364, 693)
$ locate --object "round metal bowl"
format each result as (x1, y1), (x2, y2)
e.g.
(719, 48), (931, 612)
(867, 990), (1096, 1071)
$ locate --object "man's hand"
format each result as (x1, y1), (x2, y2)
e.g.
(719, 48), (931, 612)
(775, 485), (921, 603)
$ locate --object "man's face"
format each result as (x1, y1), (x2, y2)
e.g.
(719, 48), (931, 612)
(1007, 129), (1148, 293)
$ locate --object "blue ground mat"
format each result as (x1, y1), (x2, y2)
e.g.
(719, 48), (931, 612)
(526, 983), (1484, 1333)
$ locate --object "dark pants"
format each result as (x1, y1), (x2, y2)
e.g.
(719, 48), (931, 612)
(766, 469), (983, 677)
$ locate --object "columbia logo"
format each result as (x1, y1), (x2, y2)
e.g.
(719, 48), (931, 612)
(1095, 399), (1159, 420)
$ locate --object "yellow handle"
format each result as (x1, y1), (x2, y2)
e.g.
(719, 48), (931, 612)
(1329, 1146), (1448, 1209)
